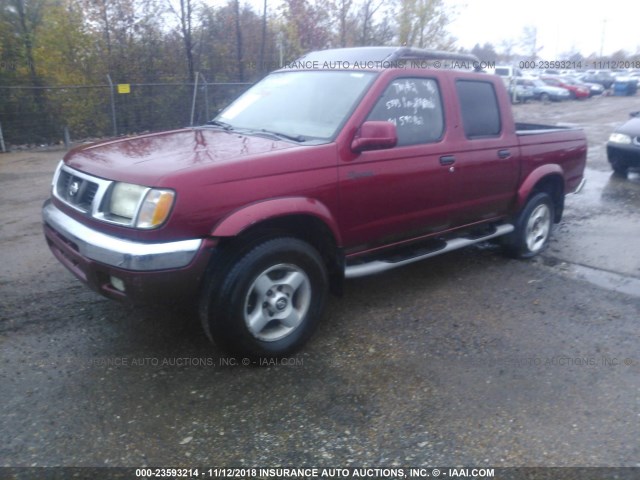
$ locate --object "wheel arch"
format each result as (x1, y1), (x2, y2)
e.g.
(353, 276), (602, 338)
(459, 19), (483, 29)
(211, 197), (342, 243)
(211, 199), (344, 294)
(517, 166), (565, 223)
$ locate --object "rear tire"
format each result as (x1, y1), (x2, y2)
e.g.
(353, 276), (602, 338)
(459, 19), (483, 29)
(503, 192), (554, 259)
(200, 237), (328, 358)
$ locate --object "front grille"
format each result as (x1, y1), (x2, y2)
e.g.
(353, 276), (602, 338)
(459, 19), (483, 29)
(56, 169), (100, 212)
(53, 162), (113, 217)
(52, 164), (143, 227)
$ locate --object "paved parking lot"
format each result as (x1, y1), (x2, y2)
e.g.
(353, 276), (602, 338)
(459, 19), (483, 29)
(1, 96), (639, 469)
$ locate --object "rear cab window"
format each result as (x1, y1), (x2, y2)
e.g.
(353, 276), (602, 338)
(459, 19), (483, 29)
(455, 80), (501, 139)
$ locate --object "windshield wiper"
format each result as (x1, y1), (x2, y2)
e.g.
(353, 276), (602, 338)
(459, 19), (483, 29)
(205, 119), (234, 130)
(257, 129), (306, 143)
(205, 122), (306, 143)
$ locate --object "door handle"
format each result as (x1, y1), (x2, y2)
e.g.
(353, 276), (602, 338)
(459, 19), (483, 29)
(497, 149), (512, 159)
(439, 155), (456, 166)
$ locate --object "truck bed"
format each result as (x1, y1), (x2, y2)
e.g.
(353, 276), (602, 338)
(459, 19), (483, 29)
(515, 122), (581, 135)
(514, 122), (587, 195)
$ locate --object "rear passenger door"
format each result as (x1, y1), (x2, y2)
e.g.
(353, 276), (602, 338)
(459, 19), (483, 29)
(447, 79), (520, 227)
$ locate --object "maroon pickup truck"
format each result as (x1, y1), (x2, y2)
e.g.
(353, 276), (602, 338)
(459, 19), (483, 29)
(43, 47), (586, 357)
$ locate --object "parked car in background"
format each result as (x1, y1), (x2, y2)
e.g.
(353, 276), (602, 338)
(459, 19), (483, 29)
(607, 111), (640, 176)
(508, 82), (535, 103)
(574, 75), (606, 96)
(580, 71), (615, 89)
(516, 78), (570, 102)
(541, 76), (590, 99)
(629, 72), (640, 87)
(493, 65), (524, 78)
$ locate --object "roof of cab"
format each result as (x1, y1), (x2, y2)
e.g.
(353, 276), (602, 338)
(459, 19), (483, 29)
(285, 46), (481, 71)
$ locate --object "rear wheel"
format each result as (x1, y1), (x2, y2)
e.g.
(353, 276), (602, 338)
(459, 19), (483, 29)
(200, 237), (328, 358)
(503, 192), (554, 259)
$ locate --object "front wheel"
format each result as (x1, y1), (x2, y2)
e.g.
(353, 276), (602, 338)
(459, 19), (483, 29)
(609, 156), (629, 177)
(200, 237), (328, 358)
(503, 192), (554, 259)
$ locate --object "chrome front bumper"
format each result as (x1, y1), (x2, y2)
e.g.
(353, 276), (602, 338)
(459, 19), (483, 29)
(42, 200), (202, 271)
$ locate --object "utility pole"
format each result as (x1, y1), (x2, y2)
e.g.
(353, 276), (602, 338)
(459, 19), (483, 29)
(106, 74), (117, 136)
(600, 19), (607, 58)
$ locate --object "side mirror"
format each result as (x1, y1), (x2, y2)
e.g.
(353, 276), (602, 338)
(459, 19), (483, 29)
(351, 121), (398, 152)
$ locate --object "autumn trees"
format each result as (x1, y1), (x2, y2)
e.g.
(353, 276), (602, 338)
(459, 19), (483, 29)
(0, 0), (460, 144)
(2, 0), (465, 87)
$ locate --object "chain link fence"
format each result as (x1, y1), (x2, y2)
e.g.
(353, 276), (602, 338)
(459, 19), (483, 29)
(0, 78), (252, 150)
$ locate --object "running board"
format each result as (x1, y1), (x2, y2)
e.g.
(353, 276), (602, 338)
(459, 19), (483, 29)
(345, 224), (515, 279)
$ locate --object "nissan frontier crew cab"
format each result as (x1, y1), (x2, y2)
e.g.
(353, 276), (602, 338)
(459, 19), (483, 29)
(43, 47), (587, 357)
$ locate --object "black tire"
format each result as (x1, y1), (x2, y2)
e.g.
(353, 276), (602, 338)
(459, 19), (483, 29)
(609, 156), (629, 177)
(503, 192), (554, 259)
(540, 92), (550, 103)
(200, 237), (328, 358)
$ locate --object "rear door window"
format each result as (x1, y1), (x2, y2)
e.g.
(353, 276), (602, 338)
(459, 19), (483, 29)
(455, 80), (501, 138)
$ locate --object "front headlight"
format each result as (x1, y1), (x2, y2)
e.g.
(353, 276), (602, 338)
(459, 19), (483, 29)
(110, 182), (147, 219)
(608, 133), (632, 144)
(104, 182), (175, 228)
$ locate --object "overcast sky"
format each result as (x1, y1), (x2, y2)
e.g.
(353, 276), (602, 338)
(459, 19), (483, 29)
(238, 0), (639, 58)
(449, 0), (640, 58)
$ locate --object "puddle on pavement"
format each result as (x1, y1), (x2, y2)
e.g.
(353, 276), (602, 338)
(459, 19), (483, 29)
(549, 167), (640, 297)
(568, 263), (640, 298)
(543, 256), (640, 297)
(569, 168), (640, 211)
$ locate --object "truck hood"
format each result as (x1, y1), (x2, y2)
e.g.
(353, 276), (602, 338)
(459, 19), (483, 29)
(64, 127), (298, 185)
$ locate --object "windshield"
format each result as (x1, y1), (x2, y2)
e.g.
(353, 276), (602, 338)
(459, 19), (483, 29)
(214, 70), (377, 142)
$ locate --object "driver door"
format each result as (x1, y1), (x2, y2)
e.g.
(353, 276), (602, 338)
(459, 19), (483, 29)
(337, 76), (456, 251)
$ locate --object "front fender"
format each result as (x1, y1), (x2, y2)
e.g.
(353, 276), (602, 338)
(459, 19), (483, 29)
(210, 197), (342, 244)
(516, 164), (564, 210)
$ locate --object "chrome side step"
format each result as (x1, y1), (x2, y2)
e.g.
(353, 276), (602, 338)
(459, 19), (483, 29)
(345, 223), (515, 279)
(572, 177), (587, 194)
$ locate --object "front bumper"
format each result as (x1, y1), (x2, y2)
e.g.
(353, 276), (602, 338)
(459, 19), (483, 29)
(607, 143), (640, 169)
(43, 200), (214, 302)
